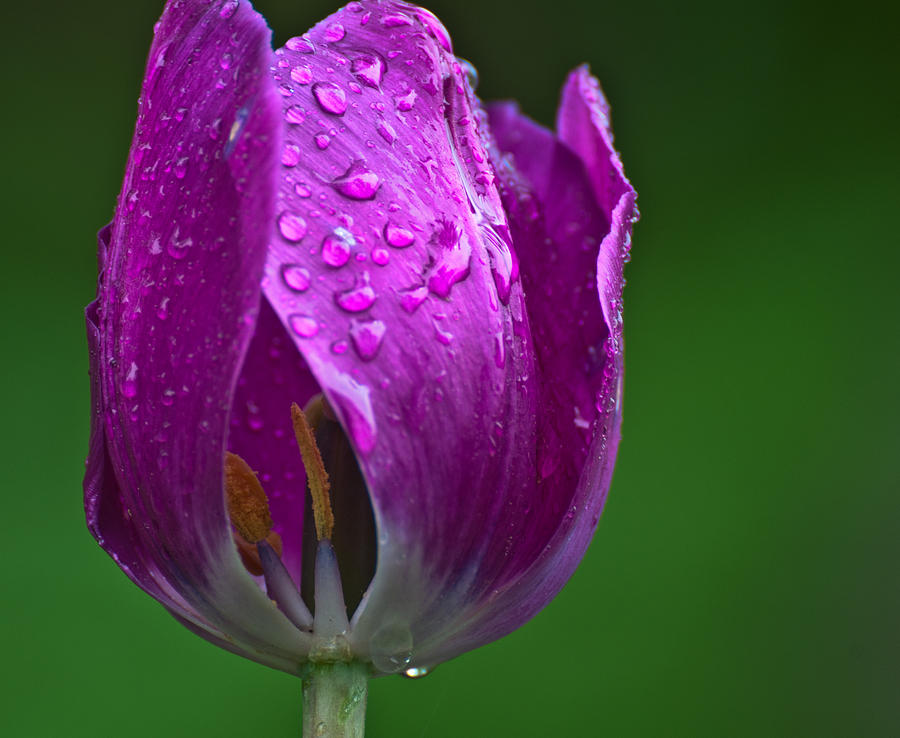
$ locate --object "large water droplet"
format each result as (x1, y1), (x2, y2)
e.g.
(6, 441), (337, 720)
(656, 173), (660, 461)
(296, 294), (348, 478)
(371, 246), (390, 265)
(370, 622), (413, 674)
(286, 105), (306, 124)
(321, 227), (356, 267)
(278, 211), (307, 242)
(350, 319), (386, 360)
(281, 264), (311, 292)
(290, 65), (313, 85)
(335, 273), (376, 312)
(403, 666), (433, 679)
(376, 119), (396, 144)
(288, 313), (319, 338)
(314, 133), (331, 150)
(394, 88), (416, 111)
(219, 0), (238, 19)
(285, 36), (315, 54)
(458, 58), (479, 91)
(331, 161), (380, 200)
(322, 371), (376, 452)
(399, 285), (428, 313)
(384, 222), (414, 248)
(426, 221), (470, 297)
(381, 12), (413, 27)
(351, 54), (385, 88)
(312, 81), (348, 115)
(415, 7), (452, 51)
(323, 22), (346, 42)
(281, 143), (301, 167)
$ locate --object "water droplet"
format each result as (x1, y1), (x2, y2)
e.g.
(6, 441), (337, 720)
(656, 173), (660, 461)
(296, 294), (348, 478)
(285, 36), (315, 54)
(351, 54), (385, 88)
(371, 246), (390, 265)
(376, 119), (396, 143)
(220, 52), (233, 70)
(370, 622), (413, 674)
(331, 161), (380, 200)
(384, 222), (414, 248)
(433, 320), (453, 345)
(225, 106), (249, 157)
(156, 296), (170, 320)
(312, 81), (348, 115)
(281, 264), (311, 292)
(323, 22), (346, 42)
(288, 313), (319, 338)
(346, 1), (363, 11)
(315, 722), (326, 737)
(290, 65), (312, 85)
(481, 223), (518, 305)
(294, 182), (312, 197)
(161, 388), (176, 406)
(415, 7), (452, 51)
(277, 83), (293, 97)
(350, 319), (386, 360)
(281, 144), (301, 167)
(122, 362), (138, 398)
(399, 285), (428, 313)
(394, 88), (416, 111)
(219, 0), (238, 19)
(381, 12), (413, 27)
(426, 221), (470, 297)
(278, 211), (307, 242)
(403, 666), (432, 679)
(285, 105), (306, 124)
(322, 370), (376, 452)
(167, 227), (193, 259)
(173, 157), (188, 179)
(321, 227), (356, 267)
(314, 133), (331, 150)
(331, 339), (349, 354)
(335, 272), (376, 312)
(458, 58), (479, 91)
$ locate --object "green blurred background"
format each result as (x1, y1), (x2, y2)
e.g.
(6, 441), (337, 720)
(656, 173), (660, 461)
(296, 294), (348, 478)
(2, 0), (897, 735)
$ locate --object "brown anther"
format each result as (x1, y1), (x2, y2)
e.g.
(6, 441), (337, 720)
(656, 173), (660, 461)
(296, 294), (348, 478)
(291, 402), (334, 541)
(224, 451), (273, 544)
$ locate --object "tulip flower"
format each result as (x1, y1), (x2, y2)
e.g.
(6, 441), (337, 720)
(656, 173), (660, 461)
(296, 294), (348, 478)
(84, 0), (637, 734)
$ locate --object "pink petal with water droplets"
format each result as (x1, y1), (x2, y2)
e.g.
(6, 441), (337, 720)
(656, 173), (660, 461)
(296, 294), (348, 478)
(84, 0), (310, 671)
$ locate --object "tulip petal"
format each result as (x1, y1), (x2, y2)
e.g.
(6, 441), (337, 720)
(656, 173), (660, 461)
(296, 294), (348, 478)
(421, 68), (638, 662)
(228, 299), (321, 584)
(86, 0), (311, 668)
(261, 1), (555, 667)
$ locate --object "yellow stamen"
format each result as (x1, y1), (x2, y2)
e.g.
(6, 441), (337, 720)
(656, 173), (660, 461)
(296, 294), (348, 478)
(224, 451), (273, 544)
(291, 402), (334, 541)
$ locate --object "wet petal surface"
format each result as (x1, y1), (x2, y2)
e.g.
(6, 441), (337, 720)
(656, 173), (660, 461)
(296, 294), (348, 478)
(87, 0), (310, 668)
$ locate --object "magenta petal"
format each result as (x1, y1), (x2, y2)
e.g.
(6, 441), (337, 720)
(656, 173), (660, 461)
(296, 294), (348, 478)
(262, 1), (551, 664)
(427, 68), (639, 663)
(86, 0), (310, 667)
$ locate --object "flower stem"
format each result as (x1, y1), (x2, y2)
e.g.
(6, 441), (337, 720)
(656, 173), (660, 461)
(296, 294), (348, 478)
(302, 661), (369, 738)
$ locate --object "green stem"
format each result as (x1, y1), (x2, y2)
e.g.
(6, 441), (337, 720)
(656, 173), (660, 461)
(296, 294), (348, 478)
(302, 661), (369, 738)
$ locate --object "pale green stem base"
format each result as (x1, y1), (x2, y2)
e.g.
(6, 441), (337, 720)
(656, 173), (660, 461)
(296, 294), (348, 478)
(302, 662), (369, 738)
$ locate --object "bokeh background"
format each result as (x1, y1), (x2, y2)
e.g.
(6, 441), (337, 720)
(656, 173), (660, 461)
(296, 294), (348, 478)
(2, 0), (897, 735)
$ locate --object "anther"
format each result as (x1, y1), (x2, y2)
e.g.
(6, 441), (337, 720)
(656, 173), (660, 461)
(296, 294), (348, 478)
(291, 402), (334, 541)
(224, 451), (273, 543)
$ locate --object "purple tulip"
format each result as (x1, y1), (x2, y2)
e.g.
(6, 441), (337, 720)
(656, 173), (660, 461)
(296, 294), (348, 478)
(85, 0), (636, 731)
